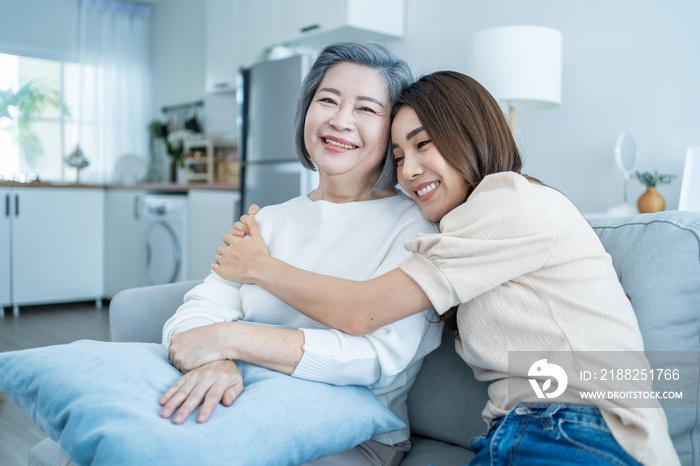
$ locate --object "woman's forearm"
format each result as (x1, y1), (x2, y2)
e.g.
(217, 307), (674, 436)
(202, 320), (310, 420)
(223, 322), (304, 374)
(250, 257), (431, 335)
(167, 321), (302, 375)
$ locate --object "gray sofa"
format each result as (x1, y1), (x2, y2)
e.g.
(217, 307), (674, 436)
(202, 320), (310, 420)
(30, 210), (700, 465)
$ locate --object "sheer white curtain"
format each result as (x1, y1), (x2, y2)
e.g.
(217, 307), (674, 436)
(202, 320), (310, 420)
(78, 0), (151, 184)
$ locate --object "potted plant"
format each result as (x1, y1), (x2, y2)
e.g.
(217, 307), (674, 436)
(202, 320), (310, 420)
(148, 121), (200, 183)
(0, 79), (63, 171)
(165, 130), (199, 168)
(633, 170), (676, 213)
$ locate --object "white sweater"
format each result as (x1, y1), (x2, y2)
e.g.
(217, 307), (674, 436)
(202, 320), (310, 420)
(163, 191), (442, 445)
(400, 172), (679, 466)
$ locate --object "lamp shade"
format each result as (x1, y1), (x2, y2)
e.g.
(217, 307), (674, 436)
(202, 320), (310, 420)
(466, 25), (562, 110)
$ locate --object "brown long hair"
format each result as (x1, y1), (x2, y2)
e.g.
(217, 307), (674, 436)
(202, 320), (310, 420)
(393, 71), (534, 335)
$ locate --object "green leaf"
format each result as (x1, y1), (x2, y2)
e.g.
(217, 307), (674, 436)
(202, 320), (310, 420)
(633, 170), (676, 187)
(0, 79), (67, 164)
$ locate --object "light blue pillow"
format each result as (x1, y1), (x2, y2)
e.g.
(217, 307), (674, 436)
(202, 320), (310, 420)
(0, 340), (404, 465)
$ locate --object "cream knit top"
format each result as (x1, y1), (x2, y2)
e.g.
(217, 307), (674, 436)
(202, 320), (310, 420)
(163, 192), (442, 445)
(399, 172), (678, 466)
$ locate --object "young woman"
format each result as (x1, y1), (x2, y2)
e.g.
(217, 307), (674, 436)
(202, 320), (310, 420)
(213, 71), (679, 466)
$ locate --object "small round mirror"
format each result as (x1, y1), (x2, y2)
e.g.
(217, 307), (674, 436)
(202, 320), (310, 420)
(614, 132), (637, 178)
(613, 132), (639, 208)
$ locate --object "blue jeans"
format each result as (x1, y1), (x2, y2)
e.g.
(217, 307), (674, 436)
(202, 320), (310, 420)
(468, 403), (642, 466)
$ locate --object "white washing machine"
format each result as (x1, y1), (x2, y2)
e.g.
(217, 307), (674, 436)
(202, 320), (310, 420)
(142, 194), (188, 285)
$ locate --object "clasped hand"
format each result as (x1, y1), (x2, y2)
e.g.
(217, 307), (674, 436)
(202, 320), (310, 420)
(168, 323), (229, 374)
(161, 323), (243, 424)
(212, 204), (270, 284)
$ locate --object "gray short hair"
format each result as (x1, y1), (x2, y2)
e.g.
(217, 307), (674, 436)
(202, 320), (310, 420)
(294, 42), (413, 191)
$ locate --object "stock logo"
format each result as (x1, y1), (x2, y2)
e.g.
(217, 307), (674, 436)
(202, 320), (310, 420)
(528, 359), (568, 399)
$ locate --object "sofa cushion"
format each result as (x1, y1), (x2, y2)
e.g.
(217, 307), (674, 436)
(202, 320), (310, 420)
(400, 435), (473, 466)
(407, 327), (490, 450)
(0, 340), (404, 465)
(405, 212), (700, 465)
(589, 211), (700, 465)
(110, 280), (202, 343)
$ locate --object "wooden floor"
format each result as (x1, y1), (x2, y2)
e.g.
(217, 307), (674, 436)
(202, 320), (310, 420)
(0, 301), (110, 466)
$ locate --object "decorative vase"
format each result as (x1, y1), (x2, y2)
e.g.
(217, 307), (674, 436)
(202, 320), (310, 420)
(637, 186), (665, 213)
(170, 160), (177, 183)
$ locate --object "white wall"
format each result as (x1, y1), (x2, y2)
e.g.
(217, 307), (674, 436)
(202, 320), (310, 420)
(382, 0), (700, 212)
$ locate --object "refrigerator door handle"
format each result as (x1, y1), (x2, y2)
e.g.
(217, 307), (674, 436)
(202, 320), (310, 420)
(300, 24), (320, 33)
(133, 195), (140, 220)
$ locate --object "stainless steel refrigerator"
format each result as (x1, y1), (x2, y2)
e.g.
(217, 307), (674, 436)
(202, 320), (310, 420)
(236, 55), (318, 216)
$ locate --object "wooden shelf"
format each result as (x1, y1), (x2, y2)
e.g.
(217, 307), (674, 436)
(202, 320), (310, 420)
(183, 136), (238, 186)
(187, 158), (208, 165)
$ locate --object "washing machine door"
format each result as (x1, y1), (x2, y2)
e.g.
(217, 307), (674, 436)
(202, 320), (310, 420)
(144, 220), (182, 285)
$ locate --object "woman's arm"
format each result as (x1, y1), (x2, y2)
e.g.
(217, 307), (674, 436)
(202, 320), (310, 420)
(162, 272), (244, 347)
(167, 321), (304, 375)
(213, 214), (432, 335)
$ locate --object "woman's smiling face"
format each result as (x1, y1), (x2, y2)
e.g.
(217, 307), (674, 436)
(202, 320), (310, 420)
(303, 62), (391, 189)
(391, 106), (469, 222)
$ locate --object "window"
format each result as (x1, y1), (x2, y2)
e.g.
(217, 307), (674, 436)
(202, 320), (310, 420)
(0, 53), (81, 182)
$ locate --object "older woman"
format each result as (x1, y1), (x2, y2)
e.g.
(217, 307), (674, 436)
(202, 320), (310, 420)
(159, 42), (441, 466)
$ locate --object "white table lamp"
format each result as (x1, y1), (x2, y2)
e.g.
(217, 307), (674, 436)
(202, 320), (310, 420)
(466, 25), (563, 130)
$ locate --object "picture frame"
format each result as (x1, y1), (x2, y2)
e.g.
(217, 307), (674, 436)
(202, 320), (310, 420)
(679, 146), (700, 212)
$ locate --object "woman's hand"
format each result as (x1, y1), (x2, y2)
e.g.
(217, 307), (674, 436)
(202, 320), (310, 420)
(159, 359), (243, 424)
(229, 204), (261, 238)
(168, 323), (230, 374)
(213, 213), (269, 284)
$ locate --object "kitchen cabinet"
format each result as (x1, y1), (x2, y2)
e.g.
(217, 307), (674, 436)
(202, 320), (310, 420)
(204, 0), (406, 95)
(187, 189), (240, 280)
(232, 0), (283, 70)
(6, 188), (104, 316)
(104, 189), (146, 298)
(205, 0), (239, 94)
(0, 185), (248, 316)
(272, 0), (405, 49)
(0, 188), (11, 310)
(205, 0), (277, 93)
